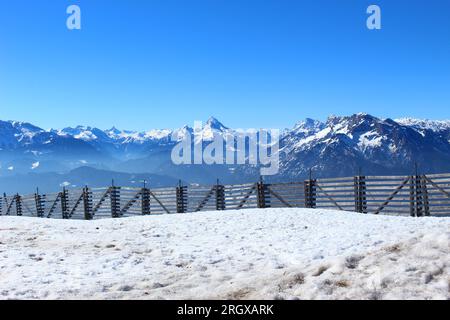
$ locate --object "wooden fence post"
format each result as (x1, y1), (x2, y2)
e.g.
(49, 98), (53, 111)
(409, 176), (416, 217)
(215, 180), (225, 211)
(142, 187), (151, 215)
(2, 193), (6, 215)
(361, 176), (367, 213)
(110, 185), (121, 218)
(61, 188), (69, 219)
(304, 180), (309, 208)
(354, 176), (359, 212)
(414, 174), (423, 217)
(257, 178), (270, 209)
(35, 190), (45, 218)
(311, 179), (316, 208)
(257, 181), (264, 208)
(176, 182), (187, 213)
(408, 170), (426, 218)
(421, 176), (430, 216)
(5, 194), (11, 216)
(1, 194), (4, 215)
(304, 179), (317, 208)
(83, 187), (93, 220)
(15, 194), (23, 216)
(354, 176), (367, 213)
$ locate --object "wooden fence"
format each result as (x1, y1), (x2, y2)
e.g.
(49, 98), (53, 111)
(1, 173), (450, 219)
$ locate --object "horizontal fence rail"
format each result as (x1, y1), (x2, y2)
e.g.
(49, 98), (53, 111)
(1, 173), (450, 220)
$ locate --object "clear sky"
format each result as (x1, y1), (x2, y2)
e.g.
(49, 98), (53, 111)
(0, 0), (449, 131)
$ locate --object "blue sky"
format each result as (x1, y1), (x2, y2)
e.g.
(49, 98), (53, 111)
(0, 0), (449, 130)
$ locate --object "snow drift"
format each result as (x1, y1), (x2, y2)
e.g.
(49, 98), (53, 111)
(0, 208), (449, 300)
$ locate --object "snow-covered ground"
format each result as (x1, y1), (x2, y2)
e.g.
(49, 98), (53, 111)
(0, 208), (449, 300)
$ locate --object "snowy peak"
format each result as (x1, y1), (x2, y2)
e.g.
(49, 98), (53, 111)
(286, 114), (379, 151)
(0, 120), (45, 147)
(205, 117), (228, 131)
(172, 125), (193, 141)
(395, 118), (450, 133)
(107, 126), (121, 135)
(293, 118), (325, 133)
(326, 113), (379, 131)
(0, 120), (44, 135)
(56, 125), (173, 144)
(280, 113), (450, 179)
(10, 121), (44, 134)
(52, 117), (229, 144)
(57, 126), (114, 143)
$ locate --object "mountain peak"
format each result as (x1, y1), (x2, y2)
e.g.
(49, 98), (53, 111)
(106, 126), (122, 135)
(205, 117), (228, 131)
(395, 118), (450, 132)
(325, 113), (381, 127)
(292, 118), (325, 134)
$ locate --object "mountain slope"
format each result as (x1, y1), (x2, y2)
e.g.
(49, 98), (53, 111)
(278, 114), (450, 179)
(1, 114), (450, 192)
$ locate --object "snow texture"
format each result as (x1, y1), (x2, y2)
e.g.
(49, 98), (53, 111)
(0, 208), (449, 300)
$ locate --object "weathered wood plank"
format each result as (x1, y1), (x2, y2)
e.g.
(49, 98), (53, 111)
(315, 184), (344, 210)
(374, 177), (411, 215)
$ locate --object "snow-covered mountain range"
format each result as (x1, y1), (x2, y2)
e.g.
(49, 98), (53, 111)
(280, 114), (450, 178)
(1, 114), (450, 193)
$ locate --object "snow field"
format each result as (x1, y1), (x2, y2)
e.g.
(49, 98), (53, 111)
(0, 208), (448, 300)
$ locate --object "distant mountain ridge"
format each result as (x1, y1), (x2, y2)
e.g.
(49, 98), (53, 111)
(1, 114), (450, 194)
